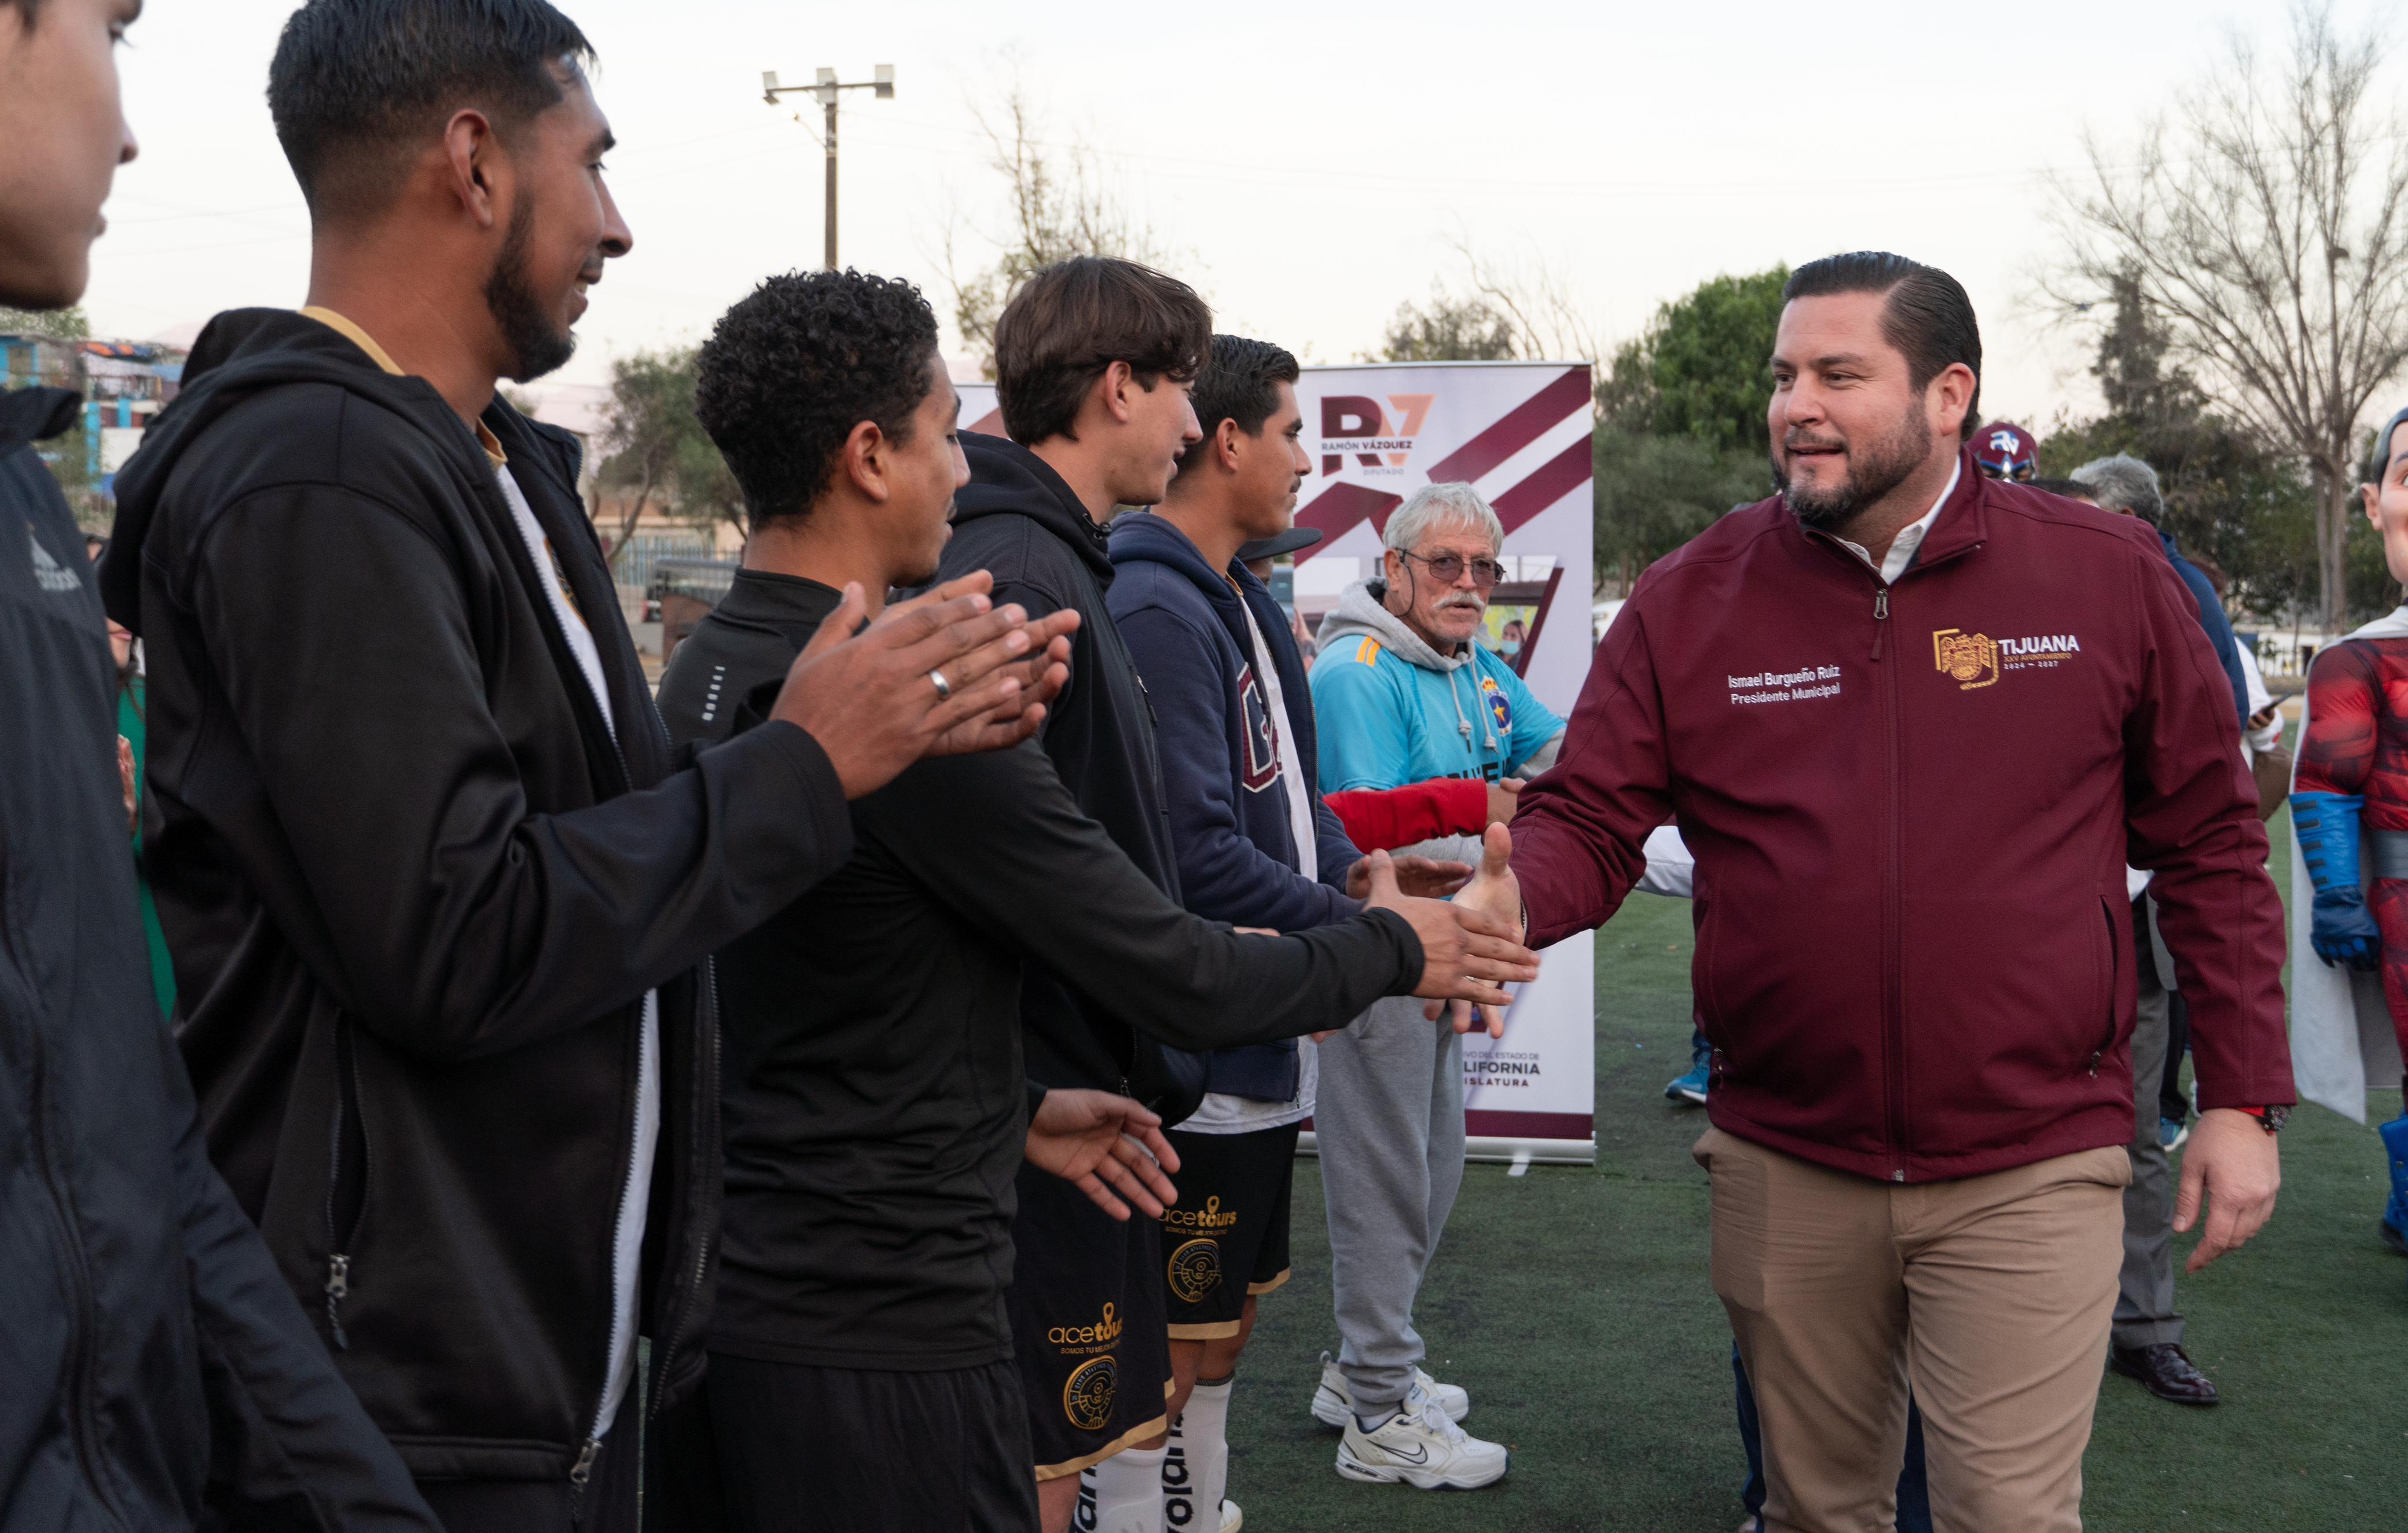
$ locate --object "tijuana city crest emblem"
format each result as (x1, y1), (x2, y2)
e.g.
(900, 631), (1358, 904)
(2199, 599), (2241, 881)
(1168, 1237), (1224, 1303)
(1481, 673), (1513, 733)
(1932, 628), (1999, 690)
(1934, 626), (2083, 690)
(1063, 1354), (1119, 1431)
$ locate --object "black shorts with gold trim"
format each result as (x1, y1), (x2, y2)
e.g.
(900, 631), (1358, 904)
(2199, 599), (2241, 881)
(1006, 1160), (1173, 1480)
(1159, 1121), (1300, 1340)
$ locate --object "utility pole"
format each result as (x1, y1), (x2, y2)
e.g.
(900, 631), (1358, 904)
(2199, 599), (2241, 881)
(762, 64), (893, 271)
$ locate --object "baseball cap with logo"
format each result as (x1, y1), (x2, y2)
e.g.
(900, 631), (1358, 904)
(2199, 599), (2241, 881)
(1972, 423), (2038, 482)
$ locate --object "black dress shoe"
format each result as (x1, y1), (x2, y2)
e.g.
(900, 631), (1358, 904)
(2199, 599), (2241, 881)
(2108, 1343), (2219, 1406)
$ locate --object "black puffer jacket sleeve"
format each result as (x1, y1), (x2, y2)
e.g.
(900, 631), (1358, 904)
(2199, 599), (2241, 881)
(182, 483), (852, 1062)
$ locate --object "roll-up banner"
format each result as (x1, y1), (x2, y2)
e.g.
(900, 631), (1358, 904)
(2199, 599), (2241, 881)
(958, 361), (1598, 1166)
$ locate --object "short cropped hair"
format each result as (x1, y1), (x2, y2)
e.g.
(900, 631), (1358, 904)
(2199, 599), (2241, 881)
(267, 0), (594, 222)
(695, 269), (941, 531)
(992, 256), (1210, 446)
(1175, 334), (1300, 471)
(2070, 453), (2165, 525)
(1784, 252), (1983, 441)
(1385, 482), (1503, 555)
(2030, 476), (2097, 502)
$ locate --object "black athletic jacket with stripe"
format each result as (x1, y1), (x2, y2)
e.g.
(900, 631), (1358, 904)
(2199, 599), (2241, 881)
(657, 570), (1424, 1377)
(101, 310), (855, 1494)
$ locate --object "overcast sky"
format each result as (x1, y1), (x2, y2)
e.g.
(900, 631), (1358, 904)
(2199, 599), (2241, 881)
(84, 0), (2389, 430)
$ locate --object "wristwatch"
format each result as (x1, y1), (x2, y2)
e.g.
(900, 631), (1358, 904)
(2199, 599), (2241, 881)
(2237, 1104), (2290, 1135)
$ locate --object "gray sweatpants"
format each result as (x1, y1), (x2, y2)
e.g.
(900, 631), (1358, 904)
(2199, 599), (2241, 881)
(2115, 897), (2185, 1348)
(1315, 995), (1466, 1414)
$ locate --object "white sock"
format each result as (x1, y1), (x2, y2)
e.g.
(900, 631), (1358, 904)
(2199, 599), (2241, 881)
(1178, 1376), (1234, 1525)
(1161, 1408), (1198, 1530)
(1086, 1443), (1166, 1533)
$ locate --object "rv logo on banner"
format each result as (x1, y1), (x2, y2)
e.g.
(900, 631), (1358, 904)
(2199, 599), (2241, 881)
(1319, 393), (1436, 477)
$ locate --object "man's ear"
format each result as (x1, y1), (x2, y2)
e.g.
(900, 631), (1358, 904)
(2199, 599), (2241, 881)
(2363, 482), (2384, 528)
(1932, 363), (1977, 439)
(441, 109), (502, 229)
(1096, 360), (1139, 427)
(1213, 417), (1246, 474)
(842, 419), (889, 503)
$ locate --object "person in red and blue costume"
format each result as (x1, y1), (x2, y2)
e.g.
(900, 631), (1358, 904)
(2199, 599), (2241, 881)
(1970, 420), (2037, 482)
(2290, 404), (2408, 1275)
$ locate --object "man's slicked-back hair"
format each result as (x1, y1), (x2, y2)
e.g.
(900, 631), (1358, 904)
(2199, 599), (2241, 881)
(992, 256), (1211, 446)
(267, 0), (596, 223)
(1783, 251), (1984, 441)
(1176, 334), (1300, 471)
(695, 269), (941, 533)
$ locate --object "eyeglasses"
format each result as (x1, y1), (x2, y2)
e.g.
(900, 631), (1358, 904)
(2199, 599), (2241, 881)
(1398, 550), (1505, 588)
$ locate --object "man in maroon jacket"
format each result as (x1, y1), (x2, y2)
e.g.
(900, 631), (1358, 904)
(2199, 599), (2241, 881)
(1487, 252), (2290, 1531)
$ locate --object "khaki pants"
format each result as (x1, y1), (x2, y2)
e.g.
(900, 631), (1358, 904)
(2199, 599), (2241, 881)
(1695, 1127), (2129, 1533)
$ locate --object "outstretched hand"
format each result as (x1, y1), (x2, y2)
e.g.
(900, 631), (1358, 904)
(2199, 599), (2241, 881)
(1346, 853), (1471, 900)
(2172, 1107), (2281, 1273)
(1420, 823), (1526, 1037)
(1360, 826), (1538, 1040)
(770, 573), (1078, 798)
(1025, 1089), (1183, 1222)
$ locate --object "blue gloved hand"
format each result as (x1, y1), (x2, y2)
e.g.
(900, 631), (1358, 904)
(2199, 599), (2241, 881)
(2292, 790), (2384, 970)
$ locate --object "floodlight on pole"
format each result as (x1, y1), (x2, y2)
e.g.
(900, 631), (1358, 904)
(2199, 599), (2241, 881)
(762, 64), (895, 271)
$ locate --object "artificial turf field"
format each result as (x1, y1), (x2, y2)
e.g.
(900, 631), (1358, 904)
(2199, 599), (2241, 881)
(1225, 804), (2406, 1531)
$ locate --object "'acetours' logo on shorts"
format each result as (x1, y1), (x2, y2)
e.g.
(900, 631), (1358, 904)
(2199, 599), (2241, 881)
(1048, 1301), (1124, 1355)
(1161, 1194), (1239, 1233)
(1167, 1238), (1223, 1303)
(1933, 627), (2082, 690)
(1064, 1354), (1119, 1431)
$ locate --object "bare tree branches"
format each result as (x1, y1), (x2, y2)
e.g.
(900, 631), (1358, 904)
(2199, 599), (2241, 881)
(941, 84), (1177, 376)
(2047, 1), (2408, 626)
(1445, 234), (1606, 366)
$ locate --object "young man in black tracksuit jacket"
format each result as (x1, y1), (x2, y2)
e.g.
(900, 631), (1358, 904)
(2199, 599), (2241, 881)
(100, 10), (1066, 1528)
(0, 6), (433, 1528)
(935, 259), (1533, 1530)
(649, 271), (1508, 1531)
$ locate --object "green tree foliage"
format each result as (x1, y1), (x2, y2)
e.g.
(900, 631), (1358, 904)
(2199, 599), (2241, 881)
(1592, 267), (1787, 588)
(2035, 271), (2384, 624)
(0, 305), (91, 342)
(1, 306), (104, 528)
(592, 346), (742, 561)
(1379, 289), (1517, 362)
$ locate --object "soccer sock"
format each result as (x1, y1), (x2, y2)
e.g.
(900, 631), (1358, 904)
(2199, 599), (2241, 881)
(1181, 1376), (1234, 1525)
(1087, 1443), (1166, 1533)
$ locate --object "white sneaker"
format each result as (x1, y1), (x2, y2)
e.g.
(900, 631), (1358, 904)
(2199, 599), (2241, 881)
(1310, 1351), (1470, 1427)
(1335, 1391), (1508, 1490)
(1218, 1500), (1242, 1532)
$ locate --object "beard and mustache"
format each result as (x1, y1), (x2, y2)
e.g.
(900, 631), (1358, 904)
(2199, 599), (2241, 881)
(485, 195), (578, 384)
(1772, 406), (1932, 530)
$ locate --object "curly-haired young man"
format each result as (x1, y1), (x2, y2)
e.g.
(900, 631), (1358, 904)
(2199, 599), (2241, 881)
(654, 270), (1536, 1532)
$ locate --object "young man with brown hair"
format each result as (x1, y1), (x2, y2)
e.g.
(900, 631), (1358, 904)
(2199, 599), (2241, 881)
(938, 261), (1530, 1531)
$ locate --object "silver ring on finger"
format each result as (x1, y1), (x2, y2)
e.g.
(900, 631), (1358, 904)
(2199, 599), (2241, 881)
(928, 668), (952, 701)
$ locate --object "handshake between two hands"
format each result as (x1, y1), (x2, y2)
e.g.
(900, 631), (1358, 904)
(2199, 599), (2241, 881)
(1351, 821), (1535, 1040)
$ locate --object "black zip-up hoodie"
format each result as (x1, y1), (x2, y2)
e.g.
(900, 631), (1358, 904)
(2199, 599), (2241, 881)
(2, 383), (435, 1531)
(941, 432), (1206, 1113)
(101, 310), (855, 1490)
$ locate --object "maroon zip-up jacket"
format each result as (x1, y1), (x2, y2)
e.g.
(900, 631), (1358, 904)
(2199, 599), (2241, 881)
(1514, 450), (2293, 1183)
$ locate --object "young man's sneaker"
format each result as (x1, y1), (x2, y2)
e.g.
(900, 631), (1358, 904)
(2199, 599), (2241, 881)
(1311, 1351), (1469, 1427)
(1336, 1392), (1508, 1490)
(2159, 1116), (2189, 1152)
(1217, 1500), (1242, 1531)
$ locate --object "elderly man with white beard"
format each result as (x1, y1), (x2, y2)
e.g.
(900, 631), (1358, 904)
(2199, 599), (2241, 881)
(1302, 483), (1564, 1490)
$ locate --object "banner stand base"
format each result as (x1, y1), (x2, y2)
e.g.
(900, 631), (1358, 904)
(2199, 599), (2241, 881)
(1297, 1131), (1594, 1168)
